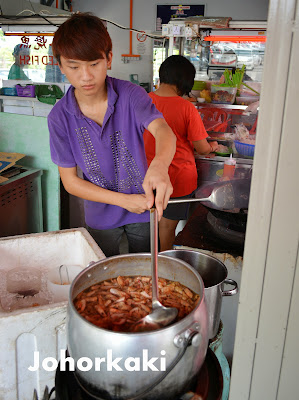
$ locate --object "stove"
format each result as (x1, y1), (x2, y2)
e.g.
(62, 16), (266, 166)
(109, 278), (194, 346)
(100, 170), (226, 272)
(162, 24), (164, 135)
(174, 204), (245, 257)
(46, 349), (223, 400)
(206, 210), (246, 245)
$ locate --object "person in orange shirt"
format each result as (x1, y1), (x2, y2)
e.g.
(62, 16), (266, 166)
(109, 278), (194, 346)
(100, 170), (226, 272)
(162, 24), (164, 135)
(144, 55), (219, 250)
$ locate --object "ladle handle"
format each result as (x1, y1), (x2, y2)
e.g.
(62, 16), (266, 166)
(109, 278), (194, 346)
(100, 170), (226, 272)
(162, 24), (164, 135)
(150, 207), (160, 307)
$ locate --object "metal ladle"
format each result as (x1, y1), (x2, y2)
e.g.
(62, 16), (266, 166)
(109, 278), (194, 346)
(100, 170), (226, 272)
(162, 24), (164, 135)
(131, 207), (178, 332)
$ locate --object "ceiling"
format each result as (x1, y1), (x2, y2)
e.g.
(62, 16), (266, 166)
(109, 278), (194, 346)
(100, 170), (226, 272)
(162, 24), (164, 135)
(0, 0), (71, 30)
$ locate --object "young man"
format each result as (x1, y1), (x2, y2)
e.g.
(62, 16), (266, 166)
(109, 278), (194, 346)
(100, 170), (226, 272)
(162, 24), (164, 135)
(48, 13), (176, 256)
(144, 55), (219, 251)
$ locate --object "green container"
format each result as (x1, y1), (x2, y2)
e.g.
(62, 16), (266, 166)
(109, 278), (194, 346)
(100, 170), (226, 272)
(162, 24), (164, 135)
(192, 80), (206, 91)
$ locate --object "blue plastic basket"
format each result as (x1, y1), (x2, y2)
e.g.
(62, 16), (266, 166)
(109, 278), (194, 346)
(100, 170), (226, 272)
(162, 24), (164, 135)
(1, 87), (18, 96)
(234, 140), (255, 158)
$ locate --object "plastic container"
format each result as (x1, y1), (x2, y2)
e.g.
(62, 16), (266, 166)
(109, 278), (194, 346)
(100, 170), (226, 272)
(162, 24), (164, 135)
(234, 140), (255, 158)
(47, 264), (83, 302)
(16, 84), (35, 98)
(1, 267), (52, 312)
(211, 85), (237, 104)
(0, 87), (18, 96)
(6, 267), (42, 295)
(215, 147), (233, 157)
(223, 154), (236, 178)
(192, 80), (206, 91)
(235, 96), (259, 105)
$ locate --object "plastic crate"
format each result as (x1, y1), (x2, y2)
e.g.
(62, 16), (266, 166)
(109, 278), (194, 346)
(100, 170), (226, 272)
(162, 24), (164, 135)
(16, 84), (35, 98)
(1, 87), (18, 96)
(0, 228), (105, 400)
(234, 140), (255, 158)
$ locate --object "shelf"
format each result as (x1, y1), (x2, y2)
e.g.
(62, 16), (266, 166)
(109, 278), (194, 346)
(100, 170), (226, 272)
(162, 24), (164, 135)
(0, 95), (39, 102)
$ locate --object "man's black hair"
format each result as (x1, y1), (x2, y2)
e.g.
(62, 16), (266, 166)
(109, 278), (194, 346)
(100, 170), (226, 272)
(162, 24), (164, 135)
(159, 55), (196, 96)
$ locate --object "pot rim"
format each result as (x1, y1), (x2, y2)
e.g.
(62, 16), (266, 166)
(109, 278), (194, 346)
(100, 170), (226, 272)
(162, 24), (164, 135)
(68, 253), (206, 336)
(160, 249), (228, 275)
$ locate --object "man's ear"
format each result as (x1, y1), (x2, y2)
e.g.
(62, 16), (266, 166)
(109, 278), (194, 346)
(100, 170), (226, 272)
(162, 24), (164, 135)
(107, 51), (113, 70)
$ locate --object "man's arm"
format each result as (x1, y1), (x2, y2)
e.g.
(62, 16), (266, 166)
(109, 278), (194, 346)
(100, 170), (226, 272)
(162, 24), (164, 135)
(193, 139), (219, 155)
(143, 117), (176, 219)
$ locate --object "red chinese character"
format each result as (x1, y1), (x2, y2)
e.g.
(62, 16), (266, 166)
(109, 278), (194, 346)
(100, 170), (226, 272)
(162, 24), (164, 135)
(20, 36), (31, 48)
(34, 36), (47, 50)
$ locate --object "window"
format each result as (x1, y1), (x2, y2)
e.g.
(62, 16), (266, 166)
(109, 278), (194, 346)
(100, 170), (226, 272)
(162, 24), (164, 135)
(0, 30), (67, 87)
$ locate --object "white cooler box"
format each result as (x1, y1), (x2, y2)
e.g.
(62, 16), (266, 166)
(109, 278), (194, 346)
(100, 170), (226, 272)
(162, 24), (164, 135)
(0, 228), (105, 400)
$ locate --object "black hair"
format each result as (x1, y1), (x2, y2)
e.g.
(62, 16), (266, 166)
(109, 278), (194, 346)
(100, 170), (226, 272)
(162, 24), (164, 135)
(52, 12), (112, 64)
(159, 55), (196, 96)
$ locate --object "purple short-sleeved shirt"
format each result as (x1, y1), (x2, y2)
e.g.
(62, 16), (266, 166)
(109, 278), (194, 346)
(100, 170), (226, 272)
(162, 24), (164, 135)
(48, 76), (163, 230)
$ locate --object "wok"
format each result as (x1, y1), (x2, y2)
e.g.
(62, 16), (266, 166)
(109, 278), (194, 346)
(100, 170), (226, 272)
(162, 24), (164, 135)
(205, 206), (248, 224)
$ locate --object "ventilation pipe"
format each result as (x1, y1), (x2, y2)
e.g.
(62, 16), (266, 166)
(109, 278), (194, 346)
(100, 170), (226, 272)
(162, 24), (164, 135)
(121, 0), (140, 63)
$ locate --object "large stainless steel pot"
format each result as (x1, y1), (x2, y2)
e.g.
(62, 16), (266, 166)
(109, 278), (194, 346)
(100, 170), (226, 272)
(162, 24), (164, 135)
(160, 250), (238, 339)
(67, 253), (208, 400)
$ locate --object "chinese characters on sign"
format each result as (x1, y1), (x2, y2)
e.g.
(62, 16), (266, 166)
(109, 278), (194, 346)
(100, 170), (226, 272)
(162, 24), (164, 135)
(156, 4), (205, 31)
(16, 36), (58, 66)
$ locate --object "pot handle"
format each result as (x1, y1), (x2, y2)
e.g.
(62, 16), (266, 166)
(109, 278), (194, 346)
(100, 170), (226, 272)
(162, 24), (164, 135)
(128, 329), (198, 400)
(222, 278), (238, 296)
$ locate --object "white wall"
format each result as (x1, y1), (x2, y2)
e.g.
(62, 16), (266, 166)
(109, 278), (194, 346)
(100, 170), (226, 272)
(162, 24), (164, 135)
(71, 0), (269, 83)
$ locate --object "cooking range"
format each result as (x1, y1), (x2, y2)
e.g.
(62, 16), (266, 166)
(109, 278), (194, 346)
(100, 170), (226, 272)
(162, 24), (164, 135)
(47, 348), (223, 400)
(174, 203), (245, 257)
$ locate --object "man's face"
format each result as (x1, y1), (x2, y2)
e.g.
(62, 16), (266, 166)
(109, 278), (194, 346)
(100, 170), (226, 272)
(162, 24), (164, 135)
(59, 52), (112, 96)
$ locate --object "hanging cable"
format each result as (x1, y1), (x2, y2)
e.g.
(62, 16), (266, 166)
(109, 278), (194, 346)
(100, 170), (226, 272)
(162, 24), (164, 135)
(102, 18), (166, 40)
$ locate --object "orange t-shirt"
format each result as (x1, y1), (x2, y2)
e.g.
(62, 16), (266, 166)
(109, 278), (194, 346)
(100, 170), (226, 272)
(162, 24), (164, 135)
(144, 93), (208, 197)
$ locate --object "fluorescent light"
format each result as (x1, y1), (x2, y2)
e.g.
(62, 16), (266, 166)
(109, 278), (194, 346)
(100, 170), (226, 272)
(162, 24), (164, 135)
(204, 36), (267, 42)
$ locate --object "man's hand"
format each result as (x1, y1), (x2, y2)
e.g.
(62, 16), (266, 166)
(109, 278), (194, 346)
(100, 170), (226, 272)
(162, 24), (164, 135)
(209, 140), (219, 152)
(121, 194), (149, 214)
(142, 159), (173, 220)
